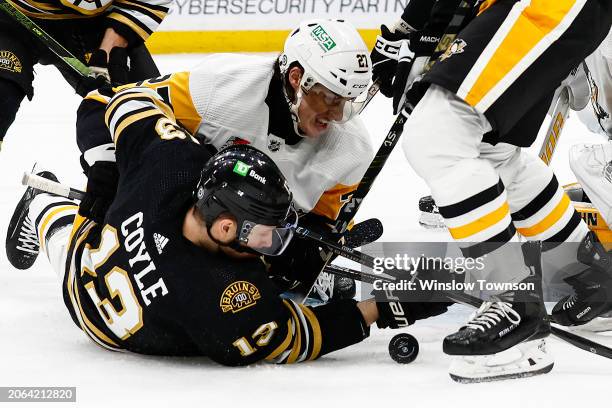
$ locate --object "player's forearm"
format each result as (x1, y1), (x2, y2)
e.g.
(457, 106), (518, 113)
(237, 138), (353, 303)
(98, 28), (128, 55)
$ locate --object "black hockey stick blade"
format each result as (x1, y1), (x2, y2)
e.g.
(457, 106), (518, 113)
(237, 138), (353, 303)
(345, 218), (383, 248)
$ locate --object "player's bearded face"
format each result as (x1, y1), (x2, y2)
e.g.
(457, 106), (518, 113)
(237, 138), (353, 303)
(298, 84), (350, 138)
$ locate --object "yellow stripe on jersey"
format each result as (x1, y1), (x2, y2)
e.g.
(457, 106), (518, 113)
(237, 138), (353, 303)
(114, 73), (202, 134)
(299, 304), (322, 361)
(113, 109), (160, 143)
(448, 202), (510, 240)
(478, 0), (498, 15)
(168, 72), (201, 134)
(265, 319), (294, 361)
(84, 90), (111, 105)
(459, 0), (584, 111)
(312, 182), (360, 222)
(107, 13), (150, 40)
(38, 205), (78, 253)
(283, 300), (303, 364)
(65, 218), (120, 349)
(517, 195), (571, 237)
(116, 0), (167, 20)
(105, 90), (175, 124)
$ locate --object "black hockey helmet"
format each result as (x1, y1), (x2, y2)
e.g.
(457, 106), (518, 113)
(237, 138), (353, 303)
(194, 144), (296, 255)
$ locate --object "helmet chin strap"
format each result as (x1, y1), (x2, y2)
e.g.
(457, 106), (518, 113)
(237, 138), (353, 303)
(282, 77), (308, 138)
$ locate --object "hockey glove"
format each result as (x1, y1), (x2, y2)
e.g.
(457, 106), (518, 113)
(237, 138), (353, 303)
(266, 212), (340, 293)
(78, 160), (119, 224)
(375, 296), (451, 329)
(371, 23), (412, 97)
(392, 29), (441, 114)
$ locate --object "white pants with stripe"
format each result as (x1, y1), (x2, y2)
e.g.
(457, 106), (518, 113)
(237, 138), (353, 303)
(403, 84), (588, 286)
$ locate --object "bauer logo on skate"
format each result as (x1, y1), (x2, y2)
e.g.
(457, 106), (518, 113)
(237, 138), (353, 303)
(0, 51), (22, 73)
(220, 281), (261, 313)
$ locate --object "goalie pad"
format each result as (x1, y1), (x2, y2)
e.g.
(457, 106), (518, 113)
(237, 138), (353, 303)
(569, 143), (612, 247)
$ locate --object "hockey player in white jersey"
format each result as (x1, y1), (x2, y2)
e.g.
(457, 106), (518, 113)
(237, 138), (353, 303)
(72, 19), (375, 300)
(372, 0), (612, 382)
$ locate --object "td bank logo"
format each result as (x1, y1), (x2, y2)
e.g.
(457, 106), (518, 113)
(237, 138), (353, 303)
(233, 161), (251, 176)
(311, 25), (336, 52)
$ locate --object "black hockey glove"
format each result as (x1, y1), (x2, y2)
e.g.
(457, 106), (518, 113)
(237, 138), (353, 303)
(391, 29), (441, 114)
(266, 212), (340, 293)
(371, 24), (411, 98)
(76, 48), (129, 96)
(373, 257), (457, 329)
(78, 161), (119, 224)
(376, 299), (451, 329)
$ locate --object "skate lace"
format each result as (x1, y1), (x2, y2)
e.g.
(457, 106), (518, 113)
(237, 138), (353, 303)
(16, 216), (39, 254)
(465, 301), (521, 332)
(313, 272), (334, 302)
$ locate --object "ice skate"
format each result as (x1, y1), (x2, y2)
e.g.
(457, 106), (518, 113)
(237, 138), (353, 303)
(448, 339), (554, 383)
(552, 232), (612, 328)
(5, 171), (58, 270)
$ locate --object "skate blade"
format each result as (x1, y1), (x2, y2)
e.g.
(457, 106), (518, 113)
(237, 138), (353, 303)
(567, 316), (612, 333)
(448, 339), (554, 384)
(418, 212), (446, 229)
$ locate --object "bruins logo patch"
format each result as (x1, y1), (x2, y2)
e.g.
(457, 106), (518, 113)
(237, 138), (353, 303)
(220, 281), (261, 313)
(0, 51), (22, 73)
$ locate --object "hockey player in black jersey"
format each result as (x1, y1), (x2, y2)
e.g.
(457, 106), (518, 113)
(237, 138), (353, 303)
(0, 0), (170, 150)
(5, 86), (449, 365)
(371, 0), (612, 382)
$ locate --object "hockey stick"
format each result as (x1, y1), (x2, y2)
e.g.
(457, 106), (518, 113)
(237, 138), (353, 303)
(323, 262), (612, 360)
(0, 0), (93, 78)
(333, 0), (479, 234)
(538, 86), (571, 165)
(22, 173), (612, 359)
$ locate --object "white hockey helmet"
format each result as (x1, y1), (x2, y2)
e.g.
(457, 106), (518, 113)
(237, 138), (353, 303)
(279, 19), (371, 123)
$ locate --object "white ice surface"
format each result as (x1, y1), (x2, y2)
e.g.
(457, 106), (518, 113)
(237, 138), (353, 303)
(1, 55), (611, 408)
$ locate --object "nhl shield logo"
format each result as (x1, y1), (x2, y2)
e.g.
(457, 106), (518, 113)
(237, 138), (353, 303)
(220, 281), (261, 313)
(439, 39), (467, 62)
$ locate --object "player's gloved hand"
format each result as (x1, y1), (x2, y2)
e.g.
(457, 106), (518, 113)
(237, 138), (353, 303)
(371, 22), (412, 97)
(375, 297), (451, 329)
(391, 29), (441, 114)
(266, 212), (340, 292)
(89, 48), (130, 86)
(78, 160), (119, 224)
(373, 258), (455, 329)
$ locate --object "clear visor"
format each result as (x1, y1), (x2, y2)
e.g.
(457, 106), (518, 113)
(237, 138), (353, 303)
(238, 208), (298, 256)
(301, 83), (362, 124)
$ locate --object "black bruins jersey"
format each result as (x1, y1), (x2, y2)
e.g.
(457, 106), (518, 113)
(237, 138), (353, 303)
(63, 87), (369, 365)
(6, 0), (170, 44)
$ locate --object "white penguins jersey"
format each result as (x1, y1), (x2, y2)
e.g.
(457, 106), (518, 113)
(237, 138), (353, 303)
(109, 53), (374, 220)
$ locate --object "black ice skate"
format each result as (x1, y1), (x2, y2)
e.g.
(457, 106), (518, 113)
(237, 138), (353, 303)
(444, 289), (553, 383)
(552, 232), (612, 328)
(6, 171), (58, 270)
(443, 296), (550, 356)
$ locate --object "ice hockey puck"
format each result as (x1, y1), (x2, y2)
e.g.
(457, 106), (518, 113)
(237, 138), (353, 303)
(388, 333), (419, 364)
